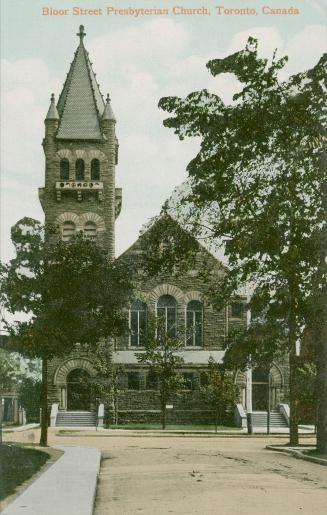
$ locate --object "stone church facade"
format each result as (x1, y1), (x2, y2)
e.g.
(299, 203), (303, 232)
(41, 27), (289, 426)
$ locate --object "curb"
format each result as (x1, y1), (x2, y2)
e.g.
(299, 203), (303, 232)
(266, 445), (327, 466)
(3, 423), (40, 433)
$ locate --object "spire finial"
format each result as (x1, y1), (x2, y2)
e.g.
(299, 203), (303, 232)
(46, 93), (59, 120)
(77, 25), (86, 43)
(102, 93), (116, 121)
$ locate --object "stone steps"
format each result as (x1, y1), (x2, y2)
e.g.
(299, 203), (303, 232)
(250, 411), (288, 427)
(56, 411), (97, 427)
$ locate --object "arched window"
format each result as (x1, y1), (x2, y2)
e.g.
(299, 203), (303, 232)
(157, 295), (177, 338)
(252, 367), (269, 383)
(67, 368), (90, 383)
(130, 299), (147, 347)
(91, 159), (100, 180)
(84, 221), (97, 240)
(186, 300), (203, 346)
(75, 159), (85, 180)
(60, 159), (70, 180)
(62, 221), (76, 242)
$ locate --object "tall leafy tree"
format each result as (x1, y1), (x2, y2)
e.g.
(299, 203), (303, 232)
(18, 377), (42, 423)
(137, 316), (185, 429)
(92, 339), (124, 426)
(0, 218), (133, 445)
(201, 358), (239, 432)
(158, 38), (327, 448)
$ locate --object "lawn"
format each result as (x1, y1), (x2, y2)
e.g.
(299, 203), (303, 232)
(0, 444), (50, 501)
(107, 423), (239, 431)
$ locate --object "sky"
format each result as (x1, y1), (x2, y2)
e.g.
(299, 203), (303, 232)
(1, 0), (326, 262)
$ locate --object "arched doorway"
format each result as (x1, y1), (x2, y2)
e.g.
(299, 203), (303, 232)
(252, 367), (269, 410)
(67, 368), (93, 410)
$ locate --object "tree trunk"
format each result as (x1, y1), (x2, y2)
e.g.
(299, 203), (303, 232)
(160, 387), (167, 430)
(289, 282), (299, 446)
(114, 394), (118, 426)
(161, 400), (167, 430)
(215, 409), (218, 433)
(316, 156), (327, 455)
(40, 358), (48, 447)
(316, 320), (327, 454)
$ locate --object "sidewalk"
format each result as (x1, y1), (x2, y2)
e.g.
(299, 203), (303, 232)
(2, 446), (101, 515)
(3, 423), (40, 433)
(54, 425), (315, 436)
(250, 425), (315, 434)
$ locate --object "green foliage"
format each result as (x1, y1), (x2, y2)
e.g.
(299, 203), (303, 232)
(0, 217), (134, 360)
(201, 358), (239, 431)
(0, 217), (134, 445)
(139, 212), (199, 278)
(296, 362), (317, 404)
(91, 340), (124, 426)
(158, 37), (327, 446)
(296, 362), (318, 424)
(18, 377), (41, 423)
(136, 315), (185, 428)
(0, 349), (18, 390)
(223, 285), (288, 370)
(159, 38), (326, 326)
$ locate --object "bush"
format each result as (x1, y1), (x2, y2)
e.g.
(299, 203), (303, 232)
(18, 378), (41, 423)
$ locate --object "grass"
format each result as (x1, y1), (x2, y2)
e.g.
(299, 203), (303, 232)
(0, 444), (50, 501)
(106, 423), (239, 431)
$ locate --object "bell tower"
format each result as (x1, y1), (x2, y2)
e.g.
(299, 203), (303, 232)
(39, 25), (121, 259)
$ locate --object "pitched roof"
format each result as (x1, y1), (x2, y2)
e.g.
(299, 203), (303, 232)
(118, 213), (226, 272)
(56, 26), (105, 140)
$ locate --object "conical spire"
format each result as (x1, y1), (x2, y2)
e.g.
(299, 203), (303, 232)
(56, 26), (105, 140)
(46, 93), (59, 120)
(102, 94), (116, 122)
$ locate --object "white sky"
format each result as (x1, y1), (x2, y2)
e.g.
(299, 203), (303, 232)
(1, 0), (326, 261)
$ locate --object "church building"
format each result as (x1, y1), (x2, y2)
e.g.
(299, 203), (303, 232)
(40, 27), (289, 428)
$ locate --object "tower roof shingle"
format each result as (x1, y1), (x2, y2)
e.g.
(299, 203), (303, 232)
(56, 26), (105, 140)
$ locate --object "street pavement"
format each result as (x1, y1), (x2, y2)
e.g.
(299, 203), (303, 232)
(3, 429), (327, 515)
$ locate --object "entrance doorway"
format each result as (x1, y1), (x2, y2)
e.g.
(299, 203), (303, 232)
(67, 368), (93, 410)
(252, 367), (269, 411)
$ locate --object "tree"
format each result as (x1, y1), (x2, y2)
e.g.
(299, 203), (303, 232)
(0, 218), (133, 445)
(18, 377), (42, 423)
(201, 358), (239, 432)
(136, 316), (185, 429)
(158, 38), (327, 448)
(92, 339), (124, 426)
(296, 362), (317, 427)
(0, 349), (18, 390)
